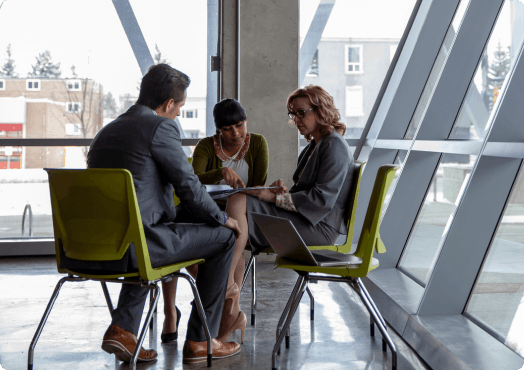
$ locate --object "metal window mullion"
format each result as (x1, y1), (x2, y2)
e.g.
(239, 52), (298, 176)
(369, 0), (461, 143)
(378, 151), (442, 268)
(415, 0), (505, 140)
(417, 155), (522, 315)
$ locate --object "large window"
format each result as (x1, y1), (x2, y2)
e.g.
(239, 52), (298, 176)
(300, 0), (417, 139)
(0, 0), (217, 241)
(465, 166), (524, 358)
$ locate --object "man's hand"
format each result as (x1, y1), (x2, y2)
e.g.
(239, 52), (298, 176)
(224, 216), (242, 237)
(244, 187), (277, 203)
(222, 167), (245, 189)
(269, 179), (288, 194)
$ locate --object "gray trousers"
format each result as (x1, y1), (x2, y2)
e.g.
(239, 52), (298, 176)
(111, 222), (235, 342)
(246, 195), (340, 254)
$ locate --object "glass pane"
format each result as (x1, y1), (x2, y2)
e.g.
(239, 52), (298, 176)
(0, 0), (141, 138)
(465, 167), (524, 358)
(449, 1), (524, 139)
(398, 153), (477, 286)
(404, 0), (469, 139)
(130, 0), (214, 139)
(404, 0), (470, 139)
(382, 150), (408, 218)
(300, 0), (417, 139)
(348, 47), (359, 63)
(0, 146), (88, 240)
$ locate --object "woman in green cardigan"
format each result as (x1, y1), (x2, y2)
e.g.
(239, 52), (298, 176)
(161, 98), (268, 345)
(192, 100), (268, 189)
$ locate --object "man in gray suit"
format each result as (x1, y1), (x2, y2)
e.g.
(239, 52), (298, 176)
(86, 64), (241, 364)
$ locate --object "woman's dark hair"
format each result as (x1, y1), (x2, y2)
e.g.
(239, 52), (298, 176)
(136, 64), (190, 109)
(213, 98), (247, 129)
(286, 85), (346, 141)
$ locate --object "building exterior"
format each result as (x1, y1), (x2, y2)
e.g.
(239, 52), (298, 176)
(178, 96), (206, 138)
(0, 77), (103, 169)
(302, 38), (399, 138)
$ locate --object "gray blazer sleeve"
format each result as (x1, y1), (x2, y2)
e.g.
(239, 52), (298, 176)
(151, 119), (225, 227)
(290, 135), (353, 226)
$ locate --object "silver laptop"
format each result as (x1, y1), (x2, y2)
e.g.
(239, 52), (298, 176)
(251, 212), (363, 267)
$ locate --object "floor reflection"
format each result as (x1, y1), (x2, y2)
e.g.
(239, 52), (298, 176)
(0, 255), (430, 370)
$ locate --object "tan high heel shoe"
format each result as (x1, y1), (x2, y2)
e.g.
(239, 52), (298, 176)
(217, 311), (247, 343)
(217, 283), (246, 343)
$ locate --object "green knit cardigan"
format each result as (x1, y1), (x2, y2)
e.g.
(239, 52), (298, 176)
(192, 133), (269, 187)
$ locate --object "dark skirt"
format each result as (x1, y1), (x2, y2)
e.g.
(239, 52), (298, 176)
(246, 195), (340, 254)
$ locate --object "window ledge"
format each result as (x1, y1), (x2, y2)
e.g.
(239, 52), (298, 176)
(363, 268), (524, 370)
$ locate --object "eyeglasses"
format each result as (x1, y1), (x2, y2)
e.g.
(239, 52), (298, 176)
(287, 108), (313, 119)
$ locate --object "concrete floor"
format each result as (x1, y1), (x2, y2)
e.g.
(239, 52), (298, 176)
(0, 256), (431, 370)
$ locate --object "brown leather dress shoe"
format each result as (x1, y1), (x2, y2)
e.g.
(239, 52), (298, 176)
(182, 338), (240, 364)
(101, 325), (157, 363)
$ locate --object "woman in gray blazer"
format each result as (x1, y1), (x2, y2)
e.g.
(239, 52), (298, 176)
(221, 85), (355, 339)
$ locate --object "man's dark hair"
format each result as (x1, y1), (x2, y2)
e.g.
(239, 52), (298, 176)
(213, 98), (247, 129)
(136, 64), (190, 109)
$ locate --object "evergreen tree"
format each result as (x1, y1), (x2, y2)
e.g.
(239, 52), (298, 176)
(1, 44), (18, 77)
(28, 50), (61, 78)
(153, 44), (169, 65)
(488, 41), (510, 89)
(487, 41), (510, 110)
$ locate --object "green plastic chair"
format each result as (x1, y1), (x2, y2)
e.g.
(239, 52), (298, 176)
(270, 164), (398, 370)
(28, 168), (213, 370)
(241, 161), (366, 325)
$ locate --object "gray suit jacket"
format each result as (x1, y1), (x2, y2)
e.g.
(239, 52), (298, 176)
(290, 131), (355, 235)
(61, 105), (225, 272)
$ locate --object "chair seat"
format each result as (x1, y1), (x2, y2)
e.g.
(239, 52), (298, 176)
(67, 258), (205, 281)
(275, 256), (379, 277)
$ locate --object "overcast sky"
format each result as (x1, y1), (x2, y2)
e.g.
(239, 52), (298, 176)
(0, 0), (514, 102)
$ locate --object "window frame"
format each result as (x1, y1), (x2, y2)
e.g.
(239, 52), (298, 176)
(26, 79), (41, 91)
(344, 44), (364, 75)
(66, 102), (82, 114)
(0, 79), (5, 91)
(345, 85), (364, 117)
(66, 79), (82, 91)
(65, 123), (82, 136)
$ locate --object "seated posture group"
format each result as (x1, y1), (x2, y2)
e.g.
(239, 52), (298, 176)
(86, 63), (354, 364)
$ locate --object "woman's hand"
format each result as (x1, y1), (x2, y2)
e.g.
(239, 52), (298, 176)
(244, 187), (277, 202)
(269, 179), (288, 194)
(222, 167), (245, 189)
(224, 216), (242, 237)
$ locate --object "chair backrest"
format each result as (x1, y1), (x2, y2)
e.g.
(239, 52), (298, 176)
(174, 157), (193, 206)
(353, 164), (398, 273)
(45, 168), (153, 278)
(337, 161), (365, 253)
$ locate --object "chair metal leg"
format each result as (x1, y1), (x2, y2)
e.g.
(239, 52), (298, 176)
(251, 256), (257, 325)
(356, 278), (386, 328)
(351, 280), (397, 370)
(272, 277), (309, 370)
(100, 282), (114, 315)
(276, 276), (304, 339)
(241, 254), (255, 292)
(130, 284), (159, 370)
(306, 286), (314, 321)
(149, 291), (156, 330)
(178, 273), (213, 367)
(28, 276), (82, 370)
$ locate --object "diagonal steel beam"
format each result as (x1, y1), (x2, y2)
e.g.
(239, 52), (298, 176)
(112, 0), (154, 76)
(299, 0), (336, 85)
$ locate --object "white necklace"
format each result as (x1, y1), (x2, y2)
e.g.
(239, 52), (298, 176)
(220, 134), (242, 161)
